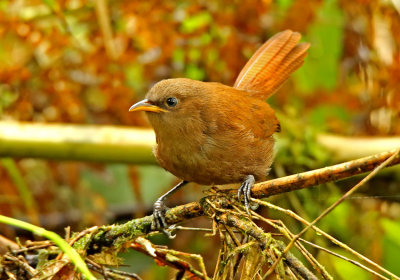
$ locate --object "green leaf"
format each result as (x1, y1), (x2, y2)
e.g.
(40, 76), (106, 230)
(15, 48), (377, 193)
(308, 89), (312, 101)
(0, 88), (18, 114)
(41, 0), (59, 11)
(1, 158), (38, 222)
(188, 48), (202, 62)
(185, 63), (206, 80)
(319, 193), (351, 240)
(200, 33), (212, 45)
(82, 163), (174, 210)
(381, 218), (400, 275)
(309, 105), (351, 130)
(294, 0), (344, 93)
(180, 11), (212, 33)
(125, 63), (144, 94)
(82, 164), (134, 205)
(381, 219), (400, 247)
(172, 48), (185, 64)
(138, 165), (175, 204)
(276, 0), (294, 10)
(328, 250), (370, 280)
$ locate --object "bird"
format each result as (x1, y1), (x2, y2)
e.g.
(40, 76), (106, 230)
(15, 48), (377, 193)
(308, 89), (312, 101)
(129, 30), (310, 237)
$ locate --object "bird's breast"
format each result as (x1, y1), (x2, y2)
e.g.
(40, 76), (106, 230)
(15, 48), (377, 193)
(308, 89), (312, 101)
(153, 121), (274, 185)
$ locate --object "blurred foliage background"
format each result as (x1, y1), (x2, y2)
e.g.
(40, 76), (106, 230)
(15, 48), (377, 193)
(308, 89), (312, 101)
(0, 0), (400, 279)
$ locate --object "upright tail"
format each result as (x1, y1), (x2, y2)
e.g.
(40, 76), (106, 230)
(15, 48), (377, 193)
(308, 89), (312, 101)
(234, 30), (310, 99)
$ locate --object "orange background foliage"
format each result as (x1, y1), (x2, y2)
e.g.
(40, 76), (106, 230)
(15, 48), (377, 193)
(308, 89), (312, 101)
(1, 0), (400, 278)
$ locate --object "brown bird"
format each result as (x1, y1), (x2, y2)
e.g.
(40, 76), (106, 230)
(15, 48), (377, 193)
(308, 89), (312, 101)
(130, 30), (310, 237)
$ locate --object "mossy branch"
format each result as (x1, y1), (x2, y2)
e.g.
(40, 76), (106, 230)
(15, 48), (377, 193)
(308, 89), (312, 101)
(79, 149), (400, 251)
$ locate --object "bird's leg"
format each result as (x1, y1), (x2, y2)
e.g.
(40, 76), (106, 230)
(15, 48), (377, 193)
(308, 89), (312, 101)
(153, 180), (188, 238)
(237, 175), (256, 215)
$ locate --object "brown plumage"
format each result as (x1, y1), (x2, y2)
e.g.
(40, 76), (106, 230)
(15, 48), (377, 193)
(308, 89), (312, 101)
(129, 30), (310, 234)
(146, 79), (277, 185)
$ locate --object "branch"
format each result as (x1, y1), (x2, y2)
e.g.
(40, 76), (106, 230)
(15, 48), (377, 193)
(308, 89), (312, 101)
(3, 150), (399, 279)
(264, 148), (400, 279)
(317, 133), (400, 161)
(248, 148), (400, 198)
(1, 121), (398, 167)
(80, 149), (400, 250)
(217, 213), (318, 279)
(0, 121), (156, 164)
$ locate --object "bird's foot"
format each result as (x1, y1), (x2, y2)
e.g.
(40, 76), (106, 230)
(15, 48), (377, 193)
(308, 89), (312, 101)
(152, 198), (176, 239)
(237, 175), (258, 215)
(151, 180), (188, 239)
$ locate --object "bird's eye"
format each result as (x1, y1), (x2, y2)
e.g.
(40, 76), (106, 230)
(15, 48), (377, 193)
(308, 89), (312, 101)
(166, 97), (178, 107)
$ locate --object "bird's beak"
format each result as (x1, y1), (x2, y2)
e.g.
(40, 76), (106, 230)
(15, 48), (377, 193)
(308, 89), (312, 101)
(129, 99), (167, 113)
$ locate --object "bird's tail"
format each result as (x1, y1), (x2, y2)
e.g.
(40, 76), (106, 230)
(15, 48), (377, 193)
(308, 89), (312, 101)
(234, 30), (310, 99)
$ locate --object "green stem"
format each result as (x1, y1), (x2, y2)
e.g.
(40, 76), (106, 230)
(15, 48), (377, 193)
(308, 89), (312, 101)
(1, 158), (39, 225)
(0, 215), (96, 280)
(0, 121), (156, 164)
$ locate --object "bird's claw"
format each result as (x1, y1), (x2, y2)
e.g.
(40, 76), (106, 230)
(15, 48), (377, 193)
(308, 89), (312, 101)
(237, 175), (256, 215)
(152, 199), (176, 239)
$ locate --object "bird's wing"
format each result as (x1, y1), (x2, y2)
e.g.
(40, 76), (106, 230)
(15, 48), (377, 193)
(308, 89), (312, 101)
(234, 30), (310, 99)
(204, 86), (280, 142)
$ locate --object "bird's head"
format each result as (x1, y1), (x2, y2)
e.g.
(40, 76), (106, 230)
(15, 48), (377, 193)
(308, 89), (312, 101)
(129, 78), (211, 131)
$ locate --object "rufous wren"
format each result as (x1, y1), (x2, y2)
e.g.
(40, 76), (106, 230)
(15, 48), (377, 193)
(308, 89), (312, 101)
(130, 30), (310, 237)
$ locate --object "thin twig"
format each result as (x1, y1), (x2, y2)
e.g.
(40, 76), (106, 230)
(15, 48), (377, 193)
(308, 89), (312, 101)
(299, 239), (390, 280)
(224, 149), (400, 199)
(175, 226), (240, 233)
(86, 258), (142, 280)
(252, 198), (397, 279)
(264, 149), (400, 278)
(4, 255), (35, 277)
(217, 213), (318, 280)
(251, 211), (332, 280)
(94, 0), (118, 59)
